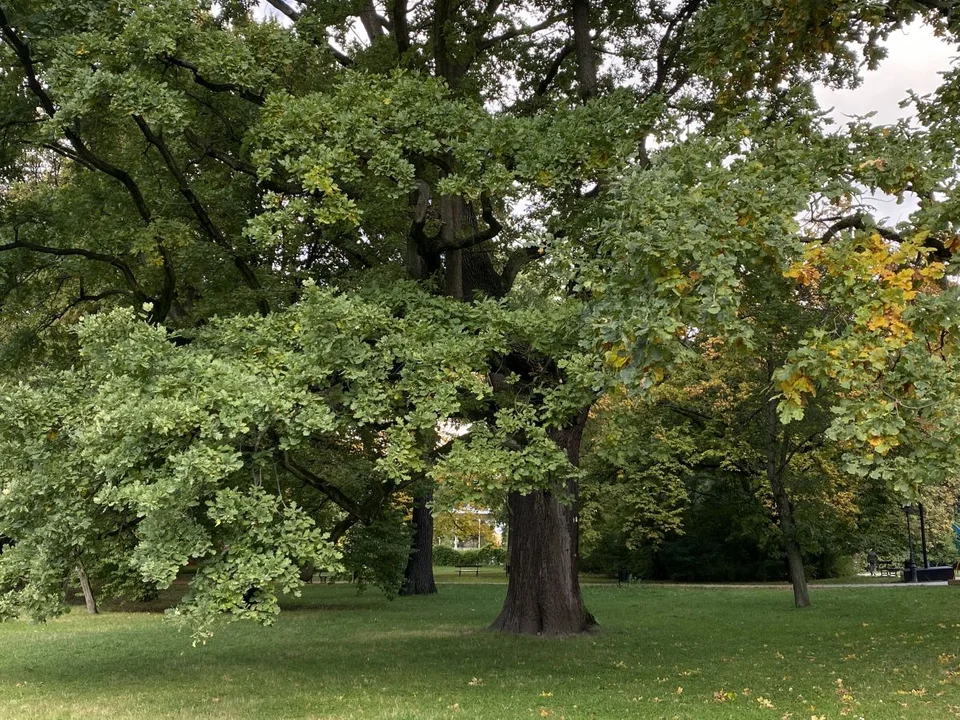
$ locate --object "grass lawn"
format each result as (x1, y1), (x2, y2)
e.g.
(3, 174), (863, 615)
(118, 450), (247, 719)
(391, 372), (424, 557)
(812, 575), (905, 586)
(1, 583), (958, 719)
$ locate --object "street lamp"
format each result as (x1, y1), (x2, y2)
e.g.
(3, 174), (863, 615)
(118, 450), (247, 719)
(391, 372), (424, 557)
(904, 505), (918, 583)
(918, 502), (930, 569)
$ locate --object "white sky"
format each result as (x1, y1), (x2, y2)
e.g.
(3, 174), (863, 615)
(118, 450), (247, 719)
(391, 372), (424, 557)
(815, 21), (958, 224)
(816, 21), (958, 125)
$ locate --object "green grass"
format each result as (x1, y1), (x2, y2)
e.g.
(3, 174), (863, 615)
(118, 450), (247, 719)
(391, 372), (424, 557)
(1, 584), (959, 719)
(811, 574), (904, 585)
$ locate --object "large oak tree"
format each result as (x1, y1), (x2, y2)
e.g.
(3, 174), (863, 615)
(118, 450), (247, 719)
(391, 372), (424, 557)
(2, 0), (959, 635)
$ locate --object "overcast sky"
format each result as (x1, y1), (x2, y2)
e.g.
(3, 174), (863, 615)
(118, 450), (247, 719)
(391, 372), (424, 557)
(815, 21), (958, 224)
(816, 20), (957, 124)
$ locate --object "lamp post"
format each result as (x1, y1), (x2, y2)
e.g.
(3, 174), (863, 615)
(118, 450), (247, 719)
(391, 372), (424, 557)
(918, 502), (930, 569)
(904, 505), (918, 583)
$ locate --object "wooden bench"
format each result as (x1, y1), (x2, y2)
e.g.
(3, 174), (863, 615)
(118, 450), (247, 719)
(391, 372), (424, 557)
(456, 565), (481, 577)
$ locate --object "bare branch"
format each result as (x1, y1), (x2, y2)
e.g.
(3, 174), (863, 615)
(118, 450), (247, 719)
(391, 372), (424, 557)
(264, 0), (300, 21)
(818, 213), (903, 243)
(536, 42), (575, 97)
(477, 13), (566, 51)
(281, 451), (365, 518)
(359, 1), (387, 42)
(501, 246), (543, 292)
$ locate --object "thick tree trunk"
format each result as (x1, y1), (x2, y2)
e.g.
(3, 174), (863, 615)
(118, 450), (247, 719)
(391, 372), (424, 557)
(765, 396), (810, 609)
(571, 0), (599, 100)
(400, 490), (437, 595)
(76, 563), (98, 615)
(489, 412), (596, 634)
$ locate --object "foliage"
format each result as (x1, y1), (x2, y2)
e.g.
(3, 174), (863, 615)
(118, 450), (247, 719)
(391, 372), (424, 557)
(339, 507), (411, 597)
(2, 0), (960, 632)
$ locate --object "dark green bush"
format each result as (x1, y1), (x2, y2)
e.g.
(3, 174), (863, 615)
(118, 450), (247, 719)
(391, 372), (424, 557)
(341, 510), (411, 597)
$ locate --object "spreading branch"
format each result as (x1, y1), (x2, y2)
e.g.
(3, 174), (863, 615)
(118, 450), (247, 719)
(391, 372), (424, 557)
(477, 13), (566, 51)
(161, 54), (265, 106)
(647, 0), (704, 99)
(280, 451), (365, 518)
(133, 115), (270, 316)
(501, 246), (543, 292)
(0, 234), (148, 303)
(262, 0), (353, 66)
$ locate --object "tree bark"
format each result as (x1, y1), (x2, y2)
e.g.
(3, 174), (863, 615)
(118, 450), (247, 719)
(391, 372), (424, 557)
(571, 0), (599, 100)
(76, 563), (98, 615)
(770, 473), (811, 608)
(489, 411), (596, 634)
(400, 490), (438, 595)
(765, 396), (810, 608)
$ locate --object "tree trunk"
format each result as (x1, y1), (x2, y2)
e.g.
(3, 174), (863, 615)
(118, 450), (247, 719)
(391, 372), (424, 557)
(76, 563), (98, 615)
(765, 395), (810, 609)
(489, 411), (596, 634)
(769, 473), (811, 608)
(400, 490), (437, 595)
(572, 0), (599, 100)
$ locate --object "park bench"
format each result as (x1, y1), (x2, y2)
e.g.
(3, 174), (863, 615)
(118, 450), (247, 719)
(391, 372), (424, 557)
(456, 565), (482, 577)
(875, 560), (900, 577)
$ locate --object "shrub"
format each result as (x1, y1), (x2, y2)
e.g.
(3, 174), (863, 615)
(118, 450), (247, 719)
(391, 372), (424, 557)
(341, 510), (411, 597)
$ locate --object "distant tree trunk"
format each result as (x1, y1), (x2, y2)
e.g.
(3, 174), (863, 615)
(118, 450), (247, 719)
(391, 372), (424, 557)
(76, 563), (98, 615)
(400, 490), (437, 595)
(765, 394), (810, 609)
(490, 411), (596, 634)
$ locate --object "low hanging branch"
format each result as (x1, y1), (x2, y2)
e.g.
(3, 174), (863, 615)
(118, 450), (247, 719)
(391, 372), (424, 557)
(0, 233), (149, 305)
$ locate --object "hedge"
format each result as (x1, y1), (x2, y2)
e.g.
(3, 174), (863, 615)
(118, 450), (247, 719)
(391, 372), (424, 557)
(433, 545), (505, 566)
